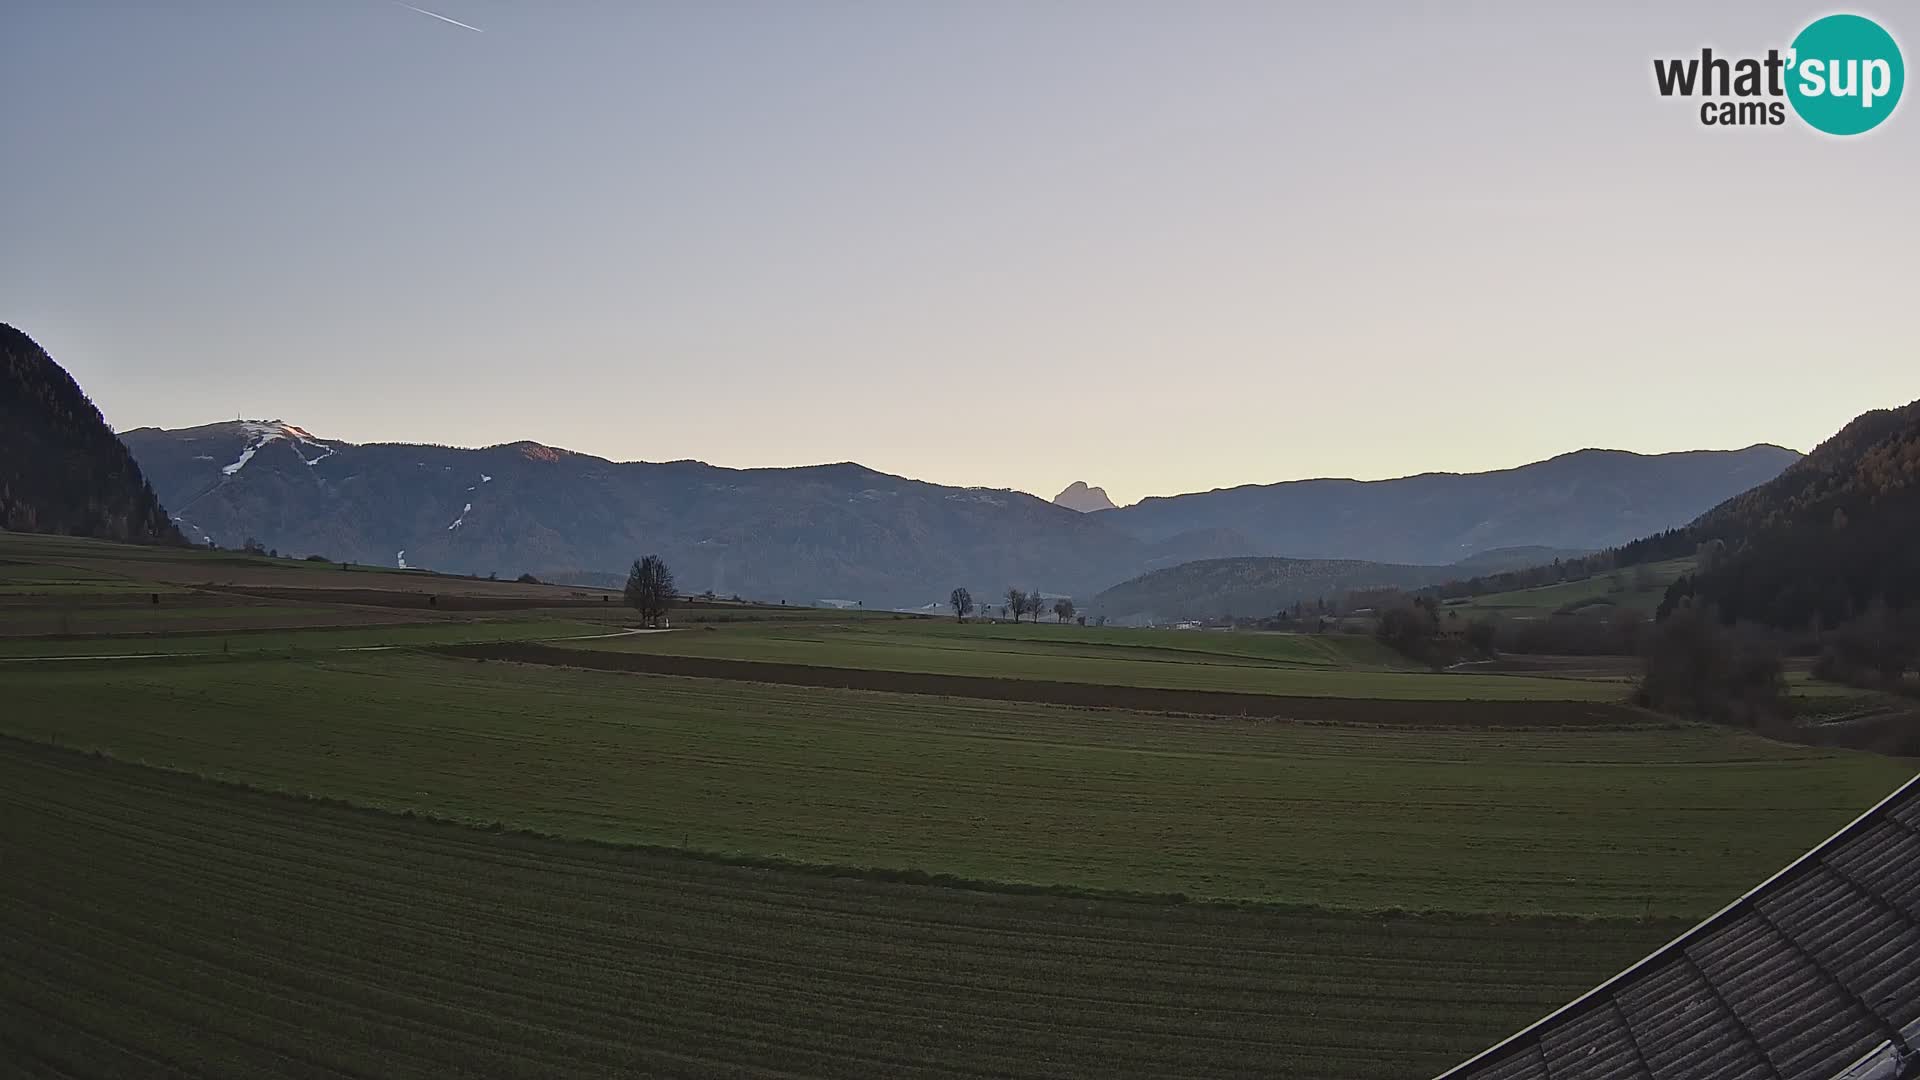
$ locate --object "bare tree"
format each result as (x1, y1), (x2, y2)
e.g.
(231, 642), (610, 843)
(1006, 588), (1027, 622)
(1028, 587), (1043, 623)
(1053, 598), (1075, 624)
(949, 587), (974, 622)
(624, 554), (677, 628)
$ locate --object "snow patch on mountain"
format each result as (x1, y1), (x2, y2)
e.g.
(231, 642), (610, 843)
(447, 503), (471, 530)
(172, 515), (210, 544)
(222, 442), (262, 476)
(220, 420), (338, 475)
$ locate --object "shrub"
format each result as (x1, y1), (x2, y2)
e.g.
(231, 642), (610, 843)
(1464, 618), (1498, 656)
(1634, 603), (1786, 728)
(1374, 597), (1448, 665)
(1813, 603), (1920, 695)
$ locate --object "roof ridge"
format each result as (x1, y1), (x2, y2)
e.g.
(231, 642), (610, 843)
(1434, 771), (1920, 1080)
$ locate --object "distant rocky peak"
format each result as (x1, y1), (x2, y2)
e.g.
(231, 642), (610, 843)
(1054, 481), (1117, 513)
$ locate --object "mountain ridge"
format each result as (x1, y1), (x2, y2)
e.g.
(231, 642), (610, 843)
(1118, 444), (1799, 500)
(121, 418), (1801, 607)
(1097, 444), (1802, 563)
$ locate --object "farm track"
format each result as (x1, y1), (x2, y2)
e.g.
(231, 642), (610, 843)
(446, 641), (1646, 726)
(0, 739), (1680, 1080)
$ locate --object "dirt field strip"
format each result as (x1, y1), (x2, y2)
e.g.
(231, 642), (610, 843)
(443, 640), (1651, 726)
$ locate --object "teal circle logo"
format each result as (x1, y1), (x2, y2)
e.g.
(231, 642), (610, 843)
(1787, 14), (1904, 135)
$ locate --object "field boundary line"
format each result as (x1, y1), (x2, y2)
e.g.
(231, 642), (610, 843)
(436, 641), (1651, 728)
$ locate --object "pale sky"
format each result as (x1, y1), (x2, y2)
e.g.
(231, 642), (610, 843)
(4, 1), (1915, 505)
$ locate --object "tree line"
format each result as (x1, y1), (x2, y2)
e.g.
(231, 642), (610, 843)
(949, 586), (1078, 624)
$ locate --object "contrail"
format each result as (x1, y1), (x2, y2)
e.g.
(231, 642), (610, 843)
(390, 0), (484, 32)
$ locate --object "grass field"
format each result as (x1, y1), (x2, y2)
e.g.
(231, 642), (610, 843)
(567, 621), (1632, 701)
(0, 740), (1681, 1080)
(0, 558), (197, 596)
(6, 650), (1907, 916)
(1441, 558), (1695, 618)
(0, 598), (447, 636)
(0, 618), (617, 657)
(0, 532), (1639, 699)
(5, 532), (1912, 1079)
(910, 621), (1410, 666)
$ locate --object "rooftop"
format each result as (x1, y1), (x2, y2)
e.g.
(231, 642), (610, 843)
(1437, 773), (1920, 1080)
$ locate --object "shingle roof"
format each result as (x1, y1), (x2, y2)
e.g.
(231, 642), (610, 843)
(1436, 773), (1920, 1080)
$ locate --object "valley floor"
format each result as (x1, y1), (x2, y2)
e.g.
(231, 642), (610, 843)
(8, 650), (1906, 915)
(3, 532), (1913, 1079)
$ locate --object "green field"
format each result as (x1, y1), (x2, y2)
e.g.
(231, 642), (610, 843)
(569, 621), (1632, 701)
(0, 740), (1679, 1080)
(909, 620), (1410, 665)
(0, 599), (440, 636)
(1441, 558), (1695, 618)
(4, 533), (1912, 1079)
(0, 530), (427, 581)
(0, 618), (617, 658)
(0, 558), (196, 596)
(6, 650), (1906, 916)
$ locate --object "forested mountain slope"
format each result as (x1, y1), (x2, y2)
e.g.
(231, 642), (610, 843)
(0, 324), (180, 544)
(1661, 399), (1920, 628)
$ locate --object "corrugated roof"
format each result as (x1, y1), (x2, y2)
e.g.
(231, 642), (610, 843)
(1436, 773), (1920, 1080)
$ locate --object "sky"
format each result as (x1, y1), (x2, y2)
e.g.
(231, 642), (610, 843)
(4, 1), (1916, 506)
